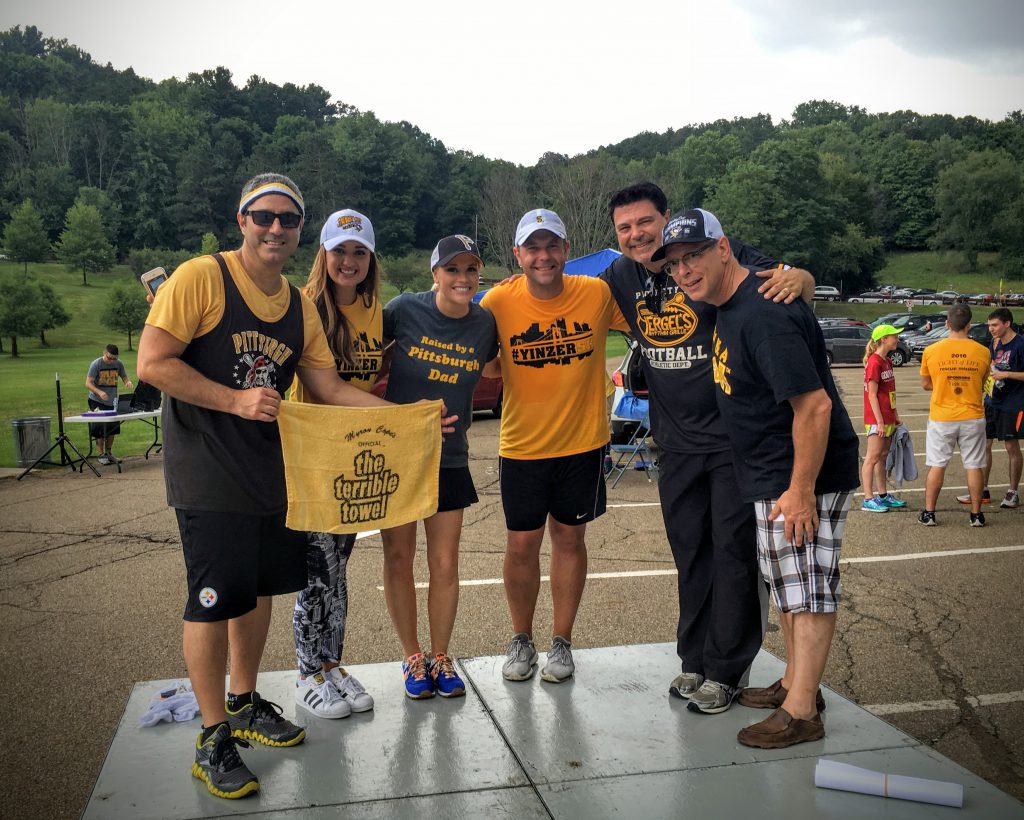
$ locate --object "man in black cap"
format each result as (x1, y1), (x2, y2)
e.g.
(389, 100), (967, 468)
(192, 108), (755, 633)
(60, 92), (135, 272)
(655, 208), (859, 749)
(601, 182), (813, 715)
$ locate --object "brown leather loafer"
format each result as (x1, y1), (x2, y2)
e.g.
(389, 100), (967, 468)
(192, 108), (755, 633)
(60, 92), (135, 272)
(737, 678), (826, 712)
(737, 707), (825, 749)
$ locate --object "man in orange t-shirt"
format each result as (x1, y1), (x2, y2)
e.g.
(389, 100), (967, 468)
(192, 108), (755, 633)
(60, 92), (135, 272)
(482, 208), (627, 685)
(919, 303), (991, 526)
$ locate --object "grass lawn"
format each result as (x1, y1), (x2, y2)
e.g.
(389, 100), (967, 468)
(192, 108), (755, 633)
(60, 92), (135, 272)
(874, 250), (1012, 294)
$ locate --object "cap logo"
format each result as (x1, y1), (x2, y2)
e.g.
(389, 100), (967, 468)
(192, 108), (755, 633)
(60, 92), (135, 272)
(455, 234), (473, 250)
(536, 215), (544, 223)
(338, 215), (363, 232)
(678, 217), (697, 226)
(668, 226), (683, 238)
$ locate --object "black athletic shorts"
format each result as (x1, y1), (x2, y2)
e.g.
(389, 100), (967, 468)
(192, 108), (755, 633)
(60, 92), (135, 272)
(438, 465), (478, 513)
(87, 397), (121, 438)
(987, 405), (1024, 440)
(499, 446), (606, 531)
(177, 509), (307, 622)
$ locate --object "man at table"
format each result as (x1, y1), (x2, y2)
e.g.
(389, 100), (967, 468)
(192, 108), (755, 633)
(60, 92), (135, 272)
(85, 343), (132, 465)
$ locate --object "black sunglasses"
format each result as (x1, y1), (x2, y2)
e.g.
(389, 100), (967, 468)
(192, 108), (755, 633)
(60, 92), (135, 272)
(243, 209), (302, 229)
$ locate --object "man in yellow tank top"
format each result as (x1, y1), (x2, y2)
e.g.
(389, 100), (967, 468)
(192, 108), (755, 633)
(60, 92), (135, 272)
(482, 208), (627, 684)
(919, 303), (991, 526)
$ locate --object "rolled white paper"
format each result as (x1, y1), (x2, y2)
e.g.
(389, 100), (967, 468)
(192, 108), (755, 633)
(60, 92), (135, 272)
(815, 759), (964, 808)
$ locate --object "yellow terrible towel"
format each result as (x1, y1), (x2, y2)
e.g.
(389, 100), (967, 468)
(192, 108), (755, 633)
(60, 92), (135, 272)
(277, 400), (442, 534)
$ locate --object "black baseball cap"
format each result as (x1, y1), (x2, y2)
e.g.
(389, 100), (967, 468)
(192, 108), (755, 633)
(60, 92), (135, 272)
(430, 235), (484, 269)
(650, 209), (725, 262)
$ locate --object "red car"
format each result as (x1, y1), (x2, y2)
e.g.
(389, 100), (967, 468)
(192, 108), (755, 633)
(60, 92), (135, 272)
(371, 372), (503, 418)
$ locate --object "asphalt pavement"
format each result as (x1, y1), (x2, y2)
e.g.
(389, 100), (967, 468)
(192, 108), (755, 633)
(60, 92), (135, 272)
(1, 359), (1021, 819)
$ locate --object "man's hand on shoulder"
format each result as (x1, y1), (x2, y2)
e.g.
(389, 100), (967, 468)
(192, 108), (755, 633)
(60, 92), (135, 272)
(756, 267), (814, 304)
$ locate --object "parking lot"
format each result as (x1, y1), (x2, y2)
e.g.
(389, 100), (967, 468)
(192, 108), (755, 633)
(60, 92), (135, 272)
(1, 358), (1022, 818)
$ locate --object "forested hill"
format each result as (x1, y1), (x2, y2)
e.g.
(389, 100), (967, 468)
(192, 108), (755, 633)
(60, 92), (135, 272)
(1, 24), (1022, 290)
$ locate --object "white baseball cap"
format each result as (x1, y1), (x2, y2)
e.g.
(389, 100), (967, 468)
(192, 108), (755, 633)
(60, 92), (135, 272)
(320, 209), (375, 253)
(515, 209), (567, 246)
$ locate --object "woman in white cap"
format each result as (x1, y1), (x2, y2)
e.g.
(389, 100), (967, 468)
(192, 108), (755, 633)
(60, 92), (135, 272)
(380, 235), (497, 699)
(860, 324), (906, 513)
(291, 209), (383, 718)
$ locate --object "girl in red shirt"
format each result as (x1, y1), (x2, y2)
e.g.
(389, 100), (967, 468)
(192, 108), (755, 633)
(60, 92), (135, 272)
(861, 325), (905, 512)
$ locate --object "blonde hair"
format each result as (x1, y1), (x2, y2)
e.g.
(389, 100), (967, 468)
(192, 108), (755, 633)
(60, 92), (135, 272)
(863, 337), (883, 365)
(303, 245), (383, 369)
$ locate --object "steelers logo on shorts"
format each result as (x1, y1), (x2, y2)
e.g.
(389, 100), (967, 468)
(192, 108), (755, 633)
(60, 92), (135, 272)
(199, 587), (218, 608)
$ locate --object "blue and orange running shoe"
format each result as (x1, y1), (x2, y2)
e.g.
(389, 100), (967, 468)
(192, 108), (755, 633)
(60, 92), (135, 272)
(430, 653), (466, 698)
(402, 652), (435, 699)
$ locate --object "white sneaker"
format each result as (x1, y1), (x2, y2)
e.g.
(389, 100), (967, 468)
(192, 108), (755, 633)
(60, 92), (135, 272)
(327, 666), (374, 712)
(295, 670), (351, 719)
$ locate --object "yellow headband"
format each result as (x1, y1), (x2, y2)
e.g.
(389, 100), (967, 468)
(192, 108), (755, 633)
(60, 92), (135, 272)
(238, 183), (305, 216)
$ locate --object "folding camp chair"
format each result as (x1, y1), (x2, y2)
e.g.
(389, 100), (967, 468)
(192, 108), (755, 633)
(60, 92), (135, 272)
(607, 395), (657, 488)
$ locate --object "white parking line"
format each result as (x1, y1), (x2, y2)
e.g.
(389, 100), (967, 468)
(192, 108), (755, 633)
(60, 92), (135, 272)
(866, 690), (1024, 716)
(376, 545), (1024, 590)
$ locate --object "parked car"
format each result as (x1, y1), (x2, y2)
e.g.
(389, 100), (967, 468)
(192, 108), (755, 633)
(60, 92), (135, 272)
(847, 291), (889, 303)
(936, 290), (961, 303)
(371, 371), (504, 417)
(813, 285), (841, 301)
(889, 312), (947, 333)
(869, 312), (911, 328)
(821, 325), (911, 367)
(818, 317), (869, 327)
(913, 321), (991, 356)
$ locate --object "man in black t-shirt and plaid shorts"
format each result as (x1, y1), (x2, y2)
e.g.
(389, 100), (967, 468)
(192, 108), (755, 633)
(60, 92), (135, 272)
(655, 208), (859, 750)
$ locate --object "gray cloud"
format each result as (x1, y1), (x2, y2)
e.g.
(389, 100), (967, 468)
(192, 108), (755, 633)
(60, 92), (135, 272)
(734, 0), (1024, 72)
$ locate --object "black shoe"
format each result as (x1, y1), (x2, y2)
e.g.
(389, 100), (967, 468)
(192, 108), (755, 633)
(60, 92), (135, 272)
(191, 723), (259, 799)
(969, 512), (986, 527)
(918, 510), (937, 526)
(226, 692), (305, 746)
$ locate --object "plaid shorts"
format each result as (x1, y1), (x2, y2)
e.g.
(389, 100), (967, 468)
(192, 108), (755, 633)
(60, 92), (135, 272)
(753, 491), (852, 614)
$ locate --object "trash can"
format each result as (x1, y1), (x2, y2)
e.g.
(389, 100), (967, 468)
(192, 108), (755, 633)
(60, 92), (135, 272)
(11, 416), (52, 467)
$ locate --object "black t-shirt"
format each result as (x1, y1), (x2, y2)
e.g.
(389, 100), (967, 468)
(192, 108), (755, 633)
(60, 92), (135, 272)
(383, 291), (498, 468)
(600, 238), (777, 453)
(713, 272), (859, 502)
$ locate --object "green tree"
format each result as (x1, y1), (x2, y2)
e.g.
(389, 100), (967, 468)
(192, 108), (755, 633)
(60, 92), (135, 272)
(101, 284), (148, 350)
(3, 199), (50, 273)
(932, 149), (1021, 270)
(823, 223), (886, 292)
(35, 280), (70, 345)
(381, 251), (431, 293)
(0, 275), (47, 356)
(74, 186), (121, 246)
(55, 202), (116, 284)
(200, 232), (219, 256)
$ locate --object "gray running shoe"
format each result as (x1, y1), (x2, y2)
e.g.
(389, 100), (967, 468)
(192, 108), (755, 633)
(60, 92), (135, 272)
(502, 633), (539, 681)
(226, 692), (305, 747)
(1000, 489), (1020, 509)
(669, 672), (705, 700)
(191, 723), (259, 799)
(97, 454), (113, 465)
(541, 636), (575, 683)
(686, 680), (739, 714)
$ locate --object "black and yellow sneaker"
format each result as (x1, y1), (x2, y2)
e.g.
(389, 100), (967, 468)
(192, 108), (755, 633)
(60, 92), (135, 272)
(226, 691), (305, 747)
(191, 723), (259, 799)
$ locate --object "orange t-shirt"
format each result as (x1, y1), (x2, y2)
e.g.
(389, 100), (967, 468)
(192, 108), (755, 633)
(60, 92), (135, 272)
(919, 337), (990, 421)
(482, 275), (622, 459)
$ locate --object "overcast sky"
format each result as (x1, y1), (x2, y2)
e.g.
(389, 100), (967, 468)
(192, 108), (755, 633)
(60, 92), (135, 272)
(3, 0), (1021, 165)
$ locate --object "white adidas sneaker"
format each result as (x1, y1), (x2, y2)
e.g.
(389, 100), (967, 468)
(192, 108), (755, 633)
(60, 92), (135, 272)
(328, 667), (374, 713)
(295, 669), (352, 719)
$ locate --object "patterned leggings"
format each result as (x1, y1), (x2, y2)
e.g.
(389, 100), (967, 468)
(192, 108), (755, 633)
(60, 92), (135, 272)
(293, 531), (355, 676)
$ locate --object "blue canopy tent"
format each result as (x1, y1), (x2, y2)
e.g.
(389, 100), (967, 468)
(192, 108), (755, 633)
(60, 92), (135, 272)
(564, 248), (622, 277)
(474, 248), (622, 302)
